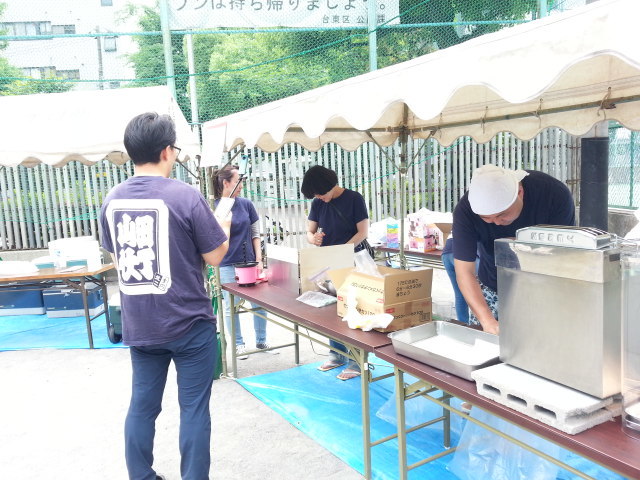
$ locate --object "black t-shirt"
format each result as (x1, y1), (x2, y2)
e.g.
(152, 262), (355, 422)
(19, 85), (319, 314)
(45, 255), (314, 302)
(308, 189), (369, 247)
(452, 170), (575, 291)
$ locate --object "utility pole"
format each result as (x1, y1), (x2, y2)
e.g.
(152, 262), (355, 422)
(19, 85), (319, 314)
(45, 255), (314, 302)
(159, 0), (177, 98)
(95, 27), (104, 90)
(367, 0), (377, 71)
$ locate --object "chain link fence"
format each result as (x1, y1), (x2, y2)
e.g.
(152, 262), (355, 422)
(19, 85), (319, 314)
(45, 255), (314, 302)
(1, 0), (633, 250)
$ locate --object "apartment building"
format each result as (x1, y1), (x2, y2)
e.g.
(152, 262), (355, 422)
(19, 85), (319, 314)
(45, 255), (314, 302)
(0, 0), (152, 90)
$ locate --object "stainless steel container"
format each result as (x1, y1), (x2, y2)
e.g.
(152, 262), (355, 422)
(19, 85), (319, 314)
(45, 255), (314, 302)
(495, 226), (621, 399)
(622, 249), (640, 438)
(388, 321), (501, 381)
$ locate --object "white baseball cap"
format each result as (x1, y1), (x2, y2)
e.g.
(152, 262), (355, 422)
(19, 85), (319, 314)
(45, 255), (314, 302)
(468, 165), (529, 215)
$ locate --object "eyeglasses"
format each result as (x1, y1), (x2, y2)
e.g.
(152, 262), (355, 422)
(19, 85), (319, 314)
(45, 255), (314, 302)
(172, 145), (182, 158)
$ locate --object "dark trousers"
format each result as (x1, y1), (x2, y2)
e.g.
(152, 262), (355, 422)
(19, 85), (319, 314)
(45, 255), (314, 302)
(125, 320), (217, 480)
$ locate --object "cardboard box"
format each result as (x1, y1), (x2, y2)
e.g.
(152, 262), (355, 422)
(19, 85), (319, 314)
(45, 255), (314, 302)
(0, 285), (45, 316)
(329, 266), (433, 331)
(266, 243), (354, 294)
(340, 297), (432, 332)
(43, 283), (104, 318)
(433, 222), (453, 248)
(408, 228), (440, 252)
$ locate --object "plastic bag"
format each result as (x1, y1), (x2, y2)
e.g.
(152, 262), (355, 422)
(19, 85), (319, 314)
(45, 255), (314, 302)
(375, 385), (467, 438)
(342, 285), (393, 331)
(354, 249), (381, 277)
(296, 290), (337, 308)
(448, 407), (560, 480)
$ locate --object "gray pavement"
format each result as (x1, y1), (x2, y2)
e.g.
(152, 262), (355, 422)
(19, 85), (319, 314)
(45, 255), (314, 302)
(0, 269), (454, 480)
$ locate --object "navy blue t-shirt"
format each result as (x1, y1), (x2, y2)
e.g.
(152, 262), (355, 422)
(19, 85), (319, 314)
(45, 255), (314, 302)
(215, 197), (259, 266)
(308, 189), (369, 247)
(452, 170), (575, 292)
(100, 176), (227, 346)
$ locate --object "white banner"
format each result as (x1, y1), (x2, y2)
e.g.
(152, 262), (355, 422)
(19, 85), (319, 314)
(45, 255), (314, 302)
(168, 0), (399, 29)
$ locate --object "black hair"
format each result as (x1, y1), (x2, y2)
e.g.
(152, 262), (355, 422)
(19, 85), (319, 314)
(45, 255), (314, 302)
(300, 165), (338, 199)
(123, 112), (176, 165)
(211, 164), (239, 199)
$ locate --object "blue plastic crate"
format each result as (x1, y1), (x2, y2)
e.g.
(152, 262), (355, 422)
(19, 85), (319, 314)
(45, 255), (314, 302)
(43, 283), (104, 318)
(0, 285), (45, 316)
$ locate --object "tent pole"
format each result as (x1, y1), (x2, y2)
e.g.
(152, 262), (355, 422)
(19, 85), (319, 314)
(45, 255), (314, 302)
(399, 107), (409, 269)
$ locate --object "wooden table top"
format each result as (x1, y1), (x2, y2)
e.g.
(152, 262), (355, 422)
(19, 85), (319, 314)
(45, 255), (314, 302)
(222, 282), (392, 352)
(0, 264), (115, 283)
(374, 344), (640, 480)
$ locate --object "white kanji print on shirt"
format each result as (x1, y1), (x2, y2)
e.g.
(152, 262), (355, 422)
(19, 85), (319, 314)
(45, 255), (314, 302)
(106, 199), (172, 295)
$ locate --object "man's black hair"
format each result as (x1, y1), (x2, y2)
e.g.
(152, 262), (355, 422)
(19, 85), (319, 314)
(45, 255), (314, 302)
(123, 112), (176, 165)
(300, 165), (338, 199)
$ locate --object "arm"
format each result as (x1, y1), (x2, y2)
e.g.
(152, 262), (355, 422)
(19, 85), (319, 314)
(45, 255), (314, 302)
(250, 220), (263, 271)
(306, 220), (325, 246)
(346, 218), (369, 245)
(455, 259), (499, 335)
(202, 215), (231, 266)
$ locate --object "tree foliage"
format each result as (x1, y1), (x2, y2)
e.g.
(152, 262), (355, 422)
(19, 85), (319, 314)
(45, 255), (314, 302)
(127, 4), (191, 118)
(126, 0), (541, 122)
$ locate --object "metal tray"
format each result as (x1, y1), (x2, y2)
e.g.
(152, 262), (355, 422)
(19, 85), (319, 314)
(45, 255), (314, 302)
(388, 321), (501, 380)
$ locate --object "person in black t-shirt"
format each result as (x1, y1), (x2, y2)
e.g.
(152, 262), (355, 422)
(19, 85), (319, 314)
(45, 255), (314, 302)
(452, 165), (575, 335)
(301, 165), (369, 381)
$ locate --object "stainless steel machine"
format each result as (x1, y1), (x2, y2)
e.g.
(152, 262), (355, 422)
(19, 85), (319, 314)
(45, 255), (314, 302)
(495, 225), (621, 399)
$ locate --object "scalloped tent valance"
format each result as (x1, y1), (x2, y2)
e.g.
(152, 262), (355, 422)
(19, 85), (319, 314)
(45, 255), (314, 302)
(0, 86), (200, 167)
(201, 0), (640, 166)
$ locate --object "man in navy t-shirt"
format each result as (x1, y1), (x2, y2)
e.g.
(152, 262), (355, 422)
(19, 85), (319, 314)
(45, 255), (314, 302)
(453, 165), (575, 335)
(100, 112), (230, 480)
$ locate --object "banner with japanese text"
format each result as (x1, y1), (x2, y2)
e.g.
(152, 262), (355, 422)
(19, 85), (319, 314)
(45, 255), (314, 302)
(168, 0), (399, 29)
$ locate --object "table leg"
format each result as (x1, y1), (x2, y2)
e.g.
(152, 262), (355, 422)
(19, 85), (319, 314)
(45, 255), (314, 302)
(229, 293), (237, 378)
(214, 268), (228, 378)
(360, 349), (372, 480)
(100, 278), (111, 342)
(78, 278), (94, 349)
(294, 323), (300, 365)
(395, 367), (408, 480)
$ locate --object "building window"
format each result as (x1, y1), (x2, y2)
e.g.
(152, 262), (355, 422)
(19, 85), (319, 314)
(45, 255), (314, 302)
(101, 0), (113, 6)
(103, 36), (117, 52)
(21, 66), (56, 79)
(0, 21), (51, 38)
(51, 25), (76, 35)
(57, 69), (81, 80)
(109, 81), (121, 89)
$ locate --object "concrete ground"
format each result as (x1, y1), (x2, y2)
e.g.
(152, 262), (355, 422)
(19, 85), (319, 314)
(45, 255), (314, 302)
(0, 269), (454, 480)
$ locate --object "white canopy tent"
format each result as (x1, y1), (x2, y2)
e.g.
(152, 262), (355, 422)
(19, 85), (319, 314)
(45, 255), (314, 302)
(200, 0), (640, 262)
(0, 86), (200, 168)
(201, 0), (640, 158)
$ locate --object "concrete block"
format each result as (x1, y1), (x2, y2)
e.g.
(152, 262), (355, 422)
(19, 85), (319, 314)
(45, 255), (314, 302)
(471, 363), (621, 435)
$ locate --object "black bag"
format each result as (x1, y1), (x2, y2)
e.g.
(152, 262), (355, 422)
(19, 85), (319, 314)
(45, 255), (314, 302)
(359, 238), (376, 259)
(327, 202), (375, 259)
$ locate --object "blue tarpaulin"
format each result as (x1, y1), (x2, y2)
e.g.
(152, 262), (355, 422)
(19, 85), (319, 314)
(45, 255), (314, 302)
(238, 360), (627, 480)
(0, 313), (125, 350)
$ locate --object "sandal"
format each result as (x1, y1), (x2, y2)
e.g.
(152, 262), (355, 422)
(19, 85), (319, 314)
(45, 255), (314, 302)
(317, 359), (345, 372)
(337, 367), (361, 381)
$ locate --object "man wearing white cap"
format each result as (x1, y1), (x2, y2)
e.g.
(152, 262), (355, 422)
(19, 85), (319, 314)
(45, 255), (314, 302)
(452, 164), (575, 335)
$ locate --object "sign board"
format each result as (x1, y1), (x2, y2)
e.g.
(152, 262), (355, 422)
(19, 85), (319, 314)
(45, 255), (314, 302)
(169, 0), (399, 29)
